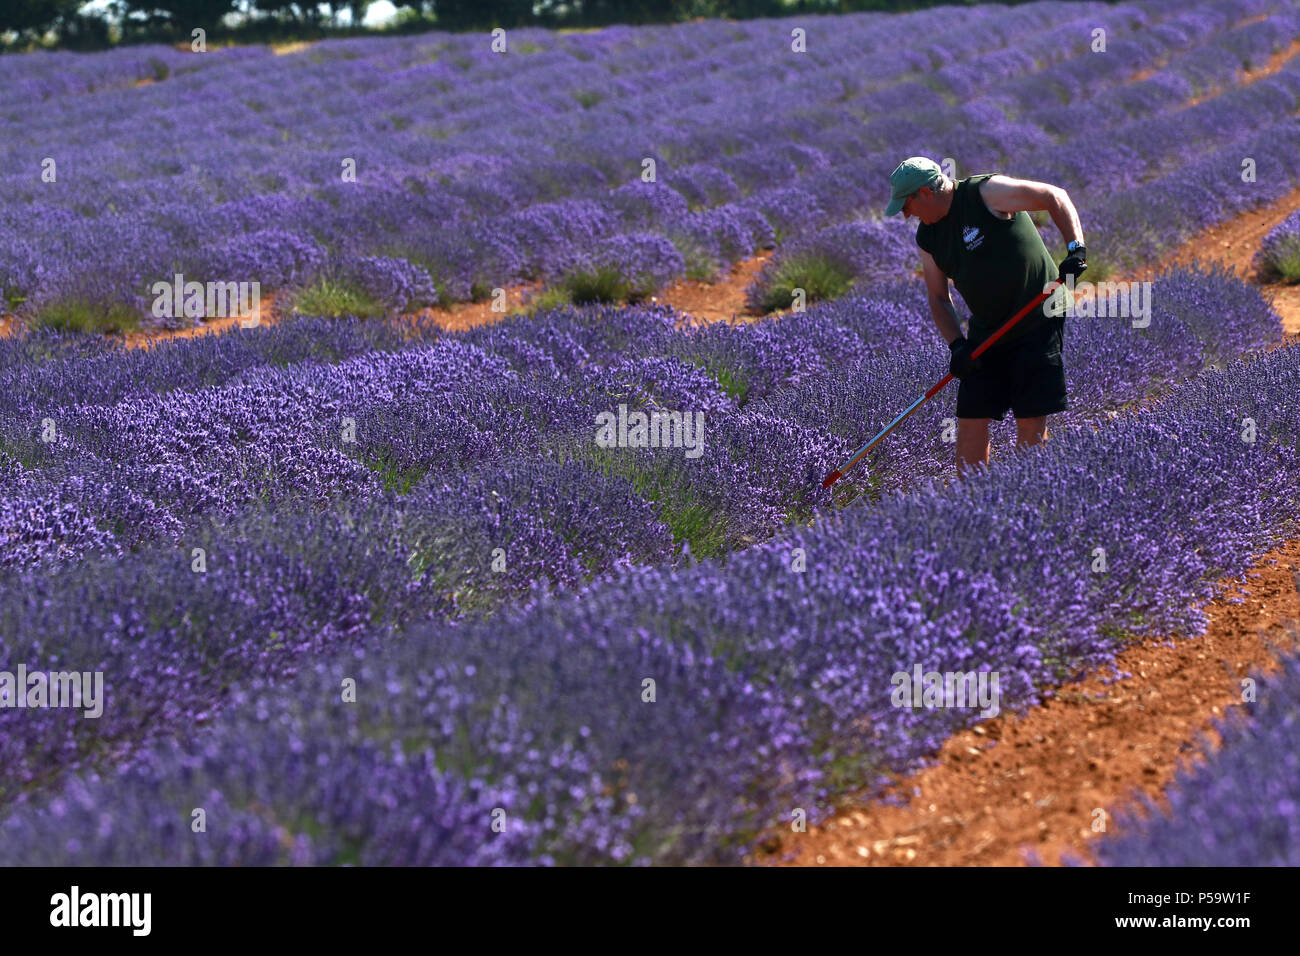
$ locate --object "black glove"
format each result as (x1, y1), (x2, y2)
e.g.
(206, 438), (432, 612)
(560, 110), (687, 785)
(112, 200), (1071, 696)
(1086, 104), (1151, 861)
(1057, 250), (1087, 286)
(948, 335), (981, 379)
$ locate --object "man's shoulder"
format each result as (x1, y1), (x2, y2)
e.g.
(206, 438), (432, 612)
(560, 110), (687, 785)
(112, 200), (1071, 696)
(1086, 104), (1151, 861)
(972, 173), (1015, 219)
(946, 173), (997, 211)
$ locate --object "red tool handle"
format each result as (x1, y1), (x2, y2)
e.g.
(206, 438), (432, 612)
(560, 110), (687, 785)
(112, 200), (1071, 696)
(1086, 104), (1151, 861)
(822, 278), (1066, 488)
(928, 277), (1066, 397)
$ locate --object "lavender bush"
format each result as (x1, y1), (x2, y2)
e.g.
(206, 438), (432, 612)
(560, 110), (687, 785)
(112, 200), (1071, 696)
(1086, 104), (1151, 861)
(1253, 210), (1300, 282)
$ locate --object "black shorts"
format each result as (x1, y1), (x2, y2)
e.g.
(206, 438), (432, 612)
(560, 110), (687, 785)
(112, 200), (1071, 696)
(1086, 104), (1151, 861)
(956, 315), (1068, 421)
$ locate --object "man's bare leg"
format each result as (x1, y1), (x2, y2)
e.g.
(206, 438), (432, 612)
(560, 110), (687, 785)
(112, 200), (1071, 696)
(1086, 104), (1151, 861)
(956, 417), (991, 480)
(1015, 414), (1049, 450)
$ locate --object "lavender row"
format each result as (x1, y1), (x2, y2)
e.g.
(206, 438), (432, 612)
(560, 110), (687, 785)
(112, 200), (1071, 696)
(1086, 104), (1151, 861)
(0, 44), (268, 105)
(2, 263), (1281, 576)
(4, 1), (1273, 321)
(0, 337), (609, 561)
(0, 265), (1283, 818)
(0, 315), (420, 414)
(2, 329), (1296, 865)
(0, 455), (686, 809)
(0, 263), (1278, 579)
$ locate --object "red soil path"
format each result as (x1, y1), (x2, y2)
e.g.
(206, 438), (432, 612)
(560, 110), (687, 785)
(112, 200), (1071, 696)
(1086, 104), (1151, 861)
(652, 249), (775, 326)
(1132, 186), (1300, 335)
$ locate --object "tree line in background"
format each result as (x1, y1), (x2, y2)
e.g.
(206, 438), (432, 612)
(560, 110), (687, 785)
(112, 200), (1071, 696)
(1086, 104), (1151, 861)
(2, 0), (1050, 52)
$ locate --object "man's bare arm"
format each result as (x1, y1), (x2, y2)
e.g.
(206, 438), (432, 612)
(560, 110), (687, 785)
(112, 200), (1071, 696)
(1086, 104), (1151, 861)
(980, 175), (1084, 248)
(920, 249), (963, 345)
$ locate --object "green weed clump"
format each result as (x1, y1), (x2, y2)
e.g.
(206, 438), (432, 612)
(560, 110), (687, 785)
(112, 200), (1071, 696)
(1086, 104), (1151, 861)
(291, 279), (386, 319)
(754, 254), (854, 313)
(561, 265), (648, 304)
(31, 298), (140, 334)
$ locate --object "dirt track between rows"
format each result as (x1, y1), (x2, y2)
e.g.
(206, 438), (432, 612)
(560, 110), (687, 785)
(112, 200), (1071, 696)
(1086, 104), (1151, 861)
(1133, 186), (1300, 335)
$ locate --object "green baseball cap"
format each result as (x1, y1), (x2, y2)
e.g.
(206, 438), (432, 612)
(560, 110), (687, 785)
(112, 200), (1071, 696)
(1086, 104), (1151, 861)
(885, 156), (943, 217)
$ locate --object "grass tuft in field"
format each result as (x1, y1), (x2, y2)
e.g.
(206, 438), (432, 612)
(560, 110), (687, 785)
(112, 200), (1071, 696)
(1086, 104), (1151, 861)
(755, 253), (855, 313)
(291, 279), (387, 319)
(31, 298), (140, 334)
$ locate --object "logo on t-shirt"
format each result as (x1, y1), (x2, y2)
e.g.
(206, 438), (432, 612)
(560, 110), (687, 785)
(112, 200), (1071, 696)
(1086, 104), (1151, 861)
(962, 225), (984, 251)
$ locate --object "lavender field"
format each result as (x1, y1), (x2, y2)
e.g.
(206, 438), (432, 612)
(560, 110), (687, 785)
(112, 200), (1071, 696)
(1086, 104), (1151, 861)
(2, 0), (1300, 868)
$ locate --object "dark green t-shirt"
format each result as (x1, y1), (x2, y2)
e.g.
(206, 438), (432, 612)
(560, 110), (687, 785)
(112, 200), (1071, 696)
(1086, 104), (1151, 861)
(916, 173), (1062, 348)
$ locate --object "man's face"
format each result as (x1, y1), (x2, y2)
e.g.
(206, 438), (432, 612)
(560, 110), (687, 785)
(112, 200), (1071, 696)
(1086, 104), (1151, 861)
(902, 184), (945, 224)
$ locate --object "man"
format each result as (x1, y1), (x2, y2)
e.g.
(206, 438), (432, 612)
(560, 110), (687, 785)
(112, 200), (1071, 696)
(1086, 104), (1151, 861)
(885, 156), (1088, 478)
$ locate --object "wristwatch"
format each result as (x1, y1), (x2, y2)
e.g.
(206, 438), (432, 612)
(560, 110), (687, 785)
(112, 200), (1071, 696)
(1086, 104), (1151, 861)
(1067, 240), (1086, 257)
